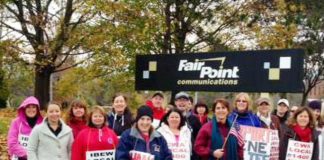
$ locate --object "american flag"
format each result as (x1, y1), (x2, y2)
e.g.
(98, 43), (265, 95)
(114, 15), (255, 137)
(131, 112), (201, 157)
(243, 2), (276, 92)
(229, 122), (244, 147)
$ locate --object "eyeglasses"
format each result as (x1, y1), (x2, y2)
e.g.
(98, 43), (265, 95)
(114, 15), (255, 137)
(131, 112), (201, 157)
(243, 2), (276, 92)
(236, 100), (247, 103)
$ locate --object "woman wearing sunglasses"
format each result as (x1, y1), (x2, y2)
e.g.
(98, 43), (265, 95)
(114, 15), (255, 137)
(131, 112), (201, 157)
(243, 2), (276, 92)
(228, 92), (262, 127)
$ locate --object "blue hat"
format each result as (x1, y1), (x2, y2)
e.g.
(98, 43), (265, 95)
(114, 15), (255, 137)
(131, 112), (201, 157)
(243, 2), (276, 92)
(308, 100), (322, 110)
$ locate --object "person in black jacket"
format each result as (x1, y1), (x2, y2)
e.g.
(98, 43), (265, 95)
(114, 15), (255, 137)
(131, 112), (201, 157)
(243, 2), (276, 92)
(279, 107), (320, 160)
(107, 94), (133, 136)
(174, 92), (202, 159)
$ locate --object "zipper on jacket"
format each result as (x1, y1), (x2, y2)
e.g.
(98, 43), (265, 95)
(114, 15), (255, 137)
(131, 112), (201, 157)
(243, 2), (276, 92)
(99, 129), (102, 142)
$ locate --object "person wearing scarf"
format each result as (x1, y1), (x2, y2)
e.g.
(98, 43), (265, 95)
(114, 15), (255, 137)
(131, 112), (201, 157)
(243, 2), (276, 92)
(256, 97), (281, 136)
(228, 93), (262, 127)
(193, 102), (210, 125)
(279, 107), (320, 160)
(195, 98), (243, 160)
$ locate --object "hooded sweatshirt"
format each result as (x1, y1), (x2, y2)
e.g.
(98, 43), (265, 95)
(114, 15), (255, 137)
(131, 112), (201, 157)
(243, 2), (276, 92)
(7, 96), (43, 159)
(107, 108), (133, 136)
(71, 126), (119, 160)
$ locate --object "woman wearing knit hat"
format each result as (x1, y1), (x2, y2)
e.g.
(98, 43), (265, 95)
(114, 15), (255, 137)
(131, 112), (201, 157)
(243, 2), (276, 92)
(116, 105), (173, 160)
(308, 100), (324, 130)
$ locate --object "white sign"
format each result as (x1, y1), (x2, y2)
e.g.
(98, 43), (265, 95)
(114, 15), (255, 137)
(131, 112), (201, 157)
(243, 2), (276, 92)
(286, 139), (314, 160)
(168, 142), (190, 160)
(129, 150), (154, 160)
(240, 126), (275, 160)
(18, 134), (29, 149)
(86, 150), (115, 160)
(269, 130), (279, 160)
(319, 134), (323, 160)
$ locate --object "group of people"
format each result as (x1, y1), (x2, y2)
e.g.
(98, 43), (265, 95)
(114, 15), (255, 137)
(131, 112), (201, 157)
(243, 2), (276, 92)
(6, 92), (324, 160)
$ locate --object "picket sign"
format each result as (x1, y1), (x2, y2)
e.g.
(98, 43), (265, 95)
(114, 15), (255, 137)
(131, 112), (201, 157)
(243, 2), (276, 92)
(240, 126), (279, 160)
(129, 150), (154, 160)
(269, 130), (279, 160)
(86, 150), (115, 160)
(285, 139), (313, 160)
(319, 134), (323, 160)
(11, 134), (29, 160)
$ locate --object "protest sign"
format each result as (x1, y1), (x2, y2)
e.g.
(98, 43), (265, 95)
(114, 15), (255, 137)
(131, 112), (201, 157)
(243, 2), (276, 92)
(319, 134), (323, 160)
(269, 130), (279, 160)
(240, 126), (279, 160)
(86, 150), (115, 160)
(18, 134), (29, 148)
(129, 150), (154, 160)
(286, 139), (313, 160)
(167, 142), (190, 160)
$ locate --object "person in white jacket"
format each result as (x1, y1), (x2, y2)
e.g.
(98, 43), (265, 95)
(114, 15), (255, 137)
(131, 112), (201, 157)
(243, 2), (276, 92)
(27, 102), (74, 160)
(157, 108), (192, 160)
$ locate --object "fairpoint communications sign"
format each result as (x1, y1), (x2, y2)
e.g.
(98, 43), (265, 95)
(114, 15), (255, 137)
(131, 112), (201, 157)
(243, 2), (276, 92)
(135, 49), (304, 92)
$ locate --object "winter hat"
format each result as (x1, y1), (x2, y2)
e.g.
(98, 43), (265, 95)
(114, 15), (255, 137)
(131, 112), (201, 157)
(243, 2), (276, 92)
(308, 100), (322, 111)
(135, 105), (153, 122)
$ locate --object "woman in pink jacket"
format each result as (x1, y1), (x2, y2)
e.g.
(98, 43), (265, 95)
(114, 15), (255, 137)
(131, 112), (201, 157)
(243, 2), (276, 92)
(7, 96), (43, 160)
(72, 106), (119, 160)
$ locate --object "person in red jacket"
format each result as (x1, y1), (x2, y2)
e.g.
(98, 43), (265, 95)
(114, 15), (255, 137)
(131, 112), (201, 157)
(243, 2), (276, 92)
(65, 99), (88, 138)
(72, 106), (119, 160)
(146, 92), (165, 128)
(193, 102), (209, 125)
(195, 98), (243, 160)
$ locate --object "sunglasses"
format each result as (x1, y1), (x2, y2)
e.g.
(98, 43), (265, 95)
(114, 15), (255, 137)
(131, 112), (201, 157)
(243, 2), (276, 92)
(236, 100), (247, 103)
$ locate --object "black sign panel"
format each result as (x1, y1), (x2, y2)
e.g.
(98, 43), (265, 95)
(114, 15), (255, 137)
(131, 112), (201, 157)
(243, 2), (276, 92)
(135, 49), (304, 92)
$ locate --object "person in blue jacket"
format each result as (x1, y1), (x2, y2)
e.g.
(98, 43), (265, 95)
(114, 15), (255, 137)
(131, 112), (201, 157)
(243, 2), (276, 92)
(116, 105), (173, 160)
(228, 92), (262, 127)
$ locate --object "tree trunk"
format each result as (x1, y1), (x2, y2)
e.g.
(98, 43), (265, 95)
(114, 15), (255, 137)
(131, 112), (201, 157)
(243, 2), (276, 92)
(301, 92), (308, 106)
(34, 66), (53, 110)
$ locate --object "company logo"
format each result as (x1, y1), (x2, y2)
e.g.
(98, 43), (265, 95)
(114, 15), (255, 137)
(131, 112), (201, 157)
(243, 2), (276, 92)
(264, 57), (291, 80)
(142, 61), (157, 79)
(178, 57), (239, 79)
